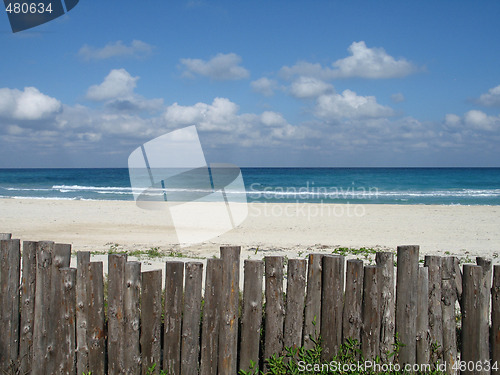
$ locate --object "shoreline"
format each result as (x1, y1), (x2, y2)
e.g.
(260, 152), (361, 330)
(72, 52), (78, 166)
(1, 195), (499, 207)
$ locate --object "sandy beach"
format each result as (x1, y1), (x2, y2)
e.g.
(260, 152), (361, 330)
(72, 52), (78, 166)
(1, 198), (499, 268)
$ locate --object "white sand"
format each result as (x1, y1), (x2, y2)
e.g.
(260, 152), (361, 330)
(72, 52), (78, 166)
(1, 198), (499, 274)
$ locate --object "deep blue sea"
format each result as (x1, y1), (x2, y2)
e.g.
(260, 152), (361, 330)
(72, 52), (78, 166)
(0, 168), (500, 205)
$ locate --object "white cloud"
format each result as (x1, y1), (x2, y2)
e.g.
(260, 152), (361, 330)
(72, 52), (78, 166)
(251, 77), (278, 96)
(261, 111), (287, 126)
(270, 123), (303, 140)
(86, 69), (163, 112)
(476, 84), (500, 107)
(0, 100), (168, 167)
(78, 40), (154, 61)
(464, 110), (500, 131)
(51, 104), (167, 148)
(180, 53), (250, 80)
(164, 97), (240, 131)
(87, 69), (138, 101)
(0, 79), (170, 161)
(444, 110), (500, 132)
(280, 41), (418, 80)
(332, 41), (417, 79)
(162, 97), (312, 146)
(164, 102), (205, 125)
(0, 87), (61, 120)
(315, 90), (394, 120)
(289, 76), (333, 98)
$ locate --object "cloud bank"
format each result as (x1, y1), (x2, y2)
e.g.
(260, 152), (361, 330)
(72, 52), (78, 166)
(280, 41), (419, 80)
(78, 40), (154, 61)
(180, 53), (250, 80)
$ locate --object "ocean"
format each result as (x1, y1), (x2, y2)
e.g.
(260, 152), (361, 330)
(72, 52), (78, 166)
(0, 168), (499, 205)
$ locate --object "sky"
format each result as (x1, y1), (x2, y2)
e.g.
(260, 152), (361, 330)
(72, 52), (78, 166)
(1, 0), (500, 167)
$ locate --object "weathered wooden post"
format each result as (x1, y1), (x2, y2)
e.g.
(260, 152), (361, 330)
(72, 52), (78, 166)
(376, 252), (395, 362)
(424, 255), (443, 362)
(264, 256), (285, 366)
(32, 241), (54, 375)
(441, 257), (458, 375)
(0, 239), (21, 373)
(461, 264), (483, 375)
(76, 251), (90, 375)
(87, 262), (105, 374)
(181, 262), (203, 375)
(396, 245), (419, 365)
(284, 258), (307, 350)
(239, 259), (264, 373)
(50, 244), (72, 374)
(321, 255), (344, 360)
(218, 246), (240, 375)
(141, 270), (163, 375)
(58, 267), (77, 375)
(108, 253), (128, 374)
(19, 241), (37, 374)
(304, 253), (323, 349)
(361, 265), (380, 360)
(492, 265), (500, 374)
(343, 259), (364, 349)
(477, 256), (492, 375)
(33, 241), (70, 375)
(124, 261), (141, 374)
(164, 261), (184, 374)
(416, 267), (430, 365)
(201, 258), (223, 375)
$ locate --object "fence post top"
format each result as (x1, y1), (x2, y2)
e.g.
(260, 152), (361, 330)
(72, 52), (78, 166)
(108, 253), (127, 259)
(186, 261), (203, 267)
(463, 264), (482, 271)
(347, 258), (364, 264)
(397, 245), (420, 250)
(220, 245), (241, 251)
(142, 269), (162, 275)
(0, 238), (20, 244)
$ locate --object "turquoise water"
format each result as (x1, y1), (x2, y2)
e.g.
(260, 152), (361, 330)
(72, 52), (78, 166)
(0, 168), (499, 205)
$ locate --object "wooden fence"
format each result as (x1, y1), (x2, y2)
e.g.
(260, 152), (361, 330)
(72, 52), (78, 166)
(0, 233), (499, 374)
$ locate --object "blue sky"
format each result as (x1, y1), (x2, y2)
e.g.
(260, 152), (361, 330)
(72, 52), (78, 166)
(1, 0), (500, 167)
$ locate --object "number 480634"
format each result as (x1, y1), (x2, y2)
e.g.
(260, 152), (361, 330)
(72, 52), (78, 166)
(5, 2), (53, 14)
(452, 360), (499, 372)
